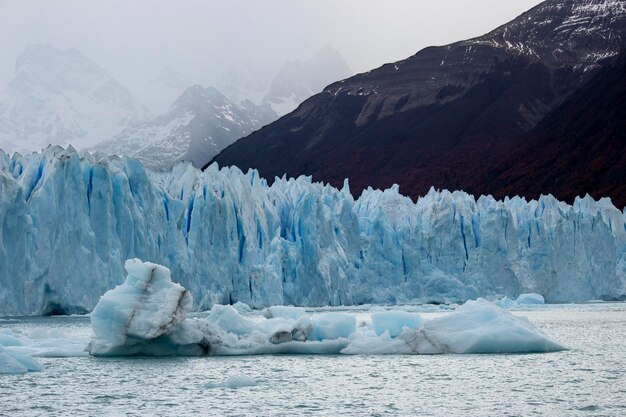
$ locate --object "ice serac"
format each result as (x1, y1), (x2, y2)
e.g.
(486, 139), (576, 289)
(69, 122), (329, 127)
(89, 259), (207, 356)
(88, 263), (565, 356)
(0, 147), (625, 316)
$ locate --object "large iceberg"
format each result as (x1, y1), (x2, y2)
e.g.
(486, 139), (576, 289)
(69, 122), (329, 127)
(0, 146), (625, 316)
(89, 260), (565, 356)
(89, 259), (209, 356)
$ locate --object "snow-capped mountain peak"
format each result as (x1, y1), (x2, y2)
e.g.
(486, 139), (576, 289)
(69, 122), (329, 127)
(0, 44), (150, 155)
(263, 45), (352, 115)
(466, 0), (626, 69)
(93, 84), (277, 170)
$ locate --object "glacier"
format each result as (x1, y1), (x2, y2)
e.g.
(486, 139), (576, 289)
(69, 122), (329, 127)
(89, 259), (565, 356)
(0, 145), (625, 316)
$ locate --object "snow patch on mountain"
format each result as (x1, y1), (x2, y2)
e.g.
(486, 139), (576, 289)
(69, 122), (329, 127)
(92, 85), (276, 170)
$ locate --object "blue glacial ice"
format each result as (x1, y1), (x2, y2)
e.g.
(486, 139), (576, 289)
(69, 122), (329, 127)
(0, 346), (43, 374)
(88, 259), (565, 356)
(495, 293), (545, 308)
(516, 293), (545, 305)
(0, 326), (88, 373)
(371, 311), (424, 337)
(0, 145), (625, 316)
(342, 298), (564, 355)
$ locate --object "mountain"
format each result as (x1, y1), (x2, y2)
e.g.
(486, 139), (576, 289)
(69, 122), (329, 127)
(212, 0), (626, 202)
(1, 146), (624, 315)
(213, 64), (276, 105)
(93, 85), (277, 170)
(263, 46), (353, 115)
(0, 44), (150, 154)
(471, 49), (626, 208)
(138, 66), (195, 114)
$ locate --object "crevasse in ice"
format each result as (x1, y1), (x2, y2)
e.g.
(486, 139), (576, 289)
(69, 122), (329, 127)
(0, 146), (625, 316)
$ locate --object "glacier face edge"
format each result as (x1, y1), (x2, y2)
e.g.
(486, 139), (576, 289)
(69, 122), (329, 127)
(0, 146), (625, 316)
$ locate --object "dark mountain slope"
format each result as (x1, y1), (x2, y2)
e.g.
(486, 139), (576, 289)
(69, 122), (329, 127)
(211, 0), (626, 200)
(472, 50), (626, 208)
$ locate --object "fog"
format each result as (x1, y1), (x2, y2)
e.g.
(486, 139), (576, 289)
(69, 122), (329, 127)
(0, 0), (543, 93)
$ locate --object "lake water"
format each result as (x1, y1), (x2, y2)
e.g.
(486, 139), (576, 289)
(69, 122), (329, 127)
(1, 304), (626, 416)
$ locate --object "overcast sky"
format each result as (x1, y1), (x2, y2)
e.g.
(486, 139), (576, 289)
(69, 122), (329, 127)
(0, 0), (544, 91)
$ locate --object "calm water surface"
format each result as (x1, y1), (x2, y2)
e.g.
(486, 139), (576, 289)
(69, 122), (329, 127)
(1, 304), (625, 416)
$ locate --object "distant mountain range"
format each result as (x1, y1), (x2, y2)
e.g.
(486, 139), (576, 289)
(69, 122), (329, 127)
(212, 0), (626, 207)
(263, 46), (352, 115)
(140, 66), (194, 114)
(0, 44), (351, 170)
(93, 85), (276, 170)
(0, 44), (150, 155)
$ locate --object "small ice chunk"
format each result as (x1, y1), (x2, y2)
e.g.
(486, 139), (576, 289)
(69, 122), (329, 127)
(204, 374), (257, 389)
(231, 301), (253, 315)
(262, 305), (306, 320)
(0, 347), (43, 374)
(0, 333), (23, 347)
(516, 293), (545, 305)
(494, 296), (516, 308)
(371, 311), (423, 337)
(0, 328), (88, 358)
(309, 313), (356, 341)
(207, 305), (258, 335)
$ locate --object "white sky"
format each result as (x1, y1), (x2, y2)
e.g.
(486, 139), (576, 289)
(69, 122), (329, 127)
(0, 0), (544, 90)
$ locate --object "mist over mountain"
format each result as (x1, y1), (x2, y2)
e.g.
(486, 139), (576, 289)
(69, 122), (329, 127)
(136, 67), (195, 114)
(93, 85), (276, 170)
(0, 43), (352, 168)
(0, 44), (150, 155)
(263, 46), (352, 115)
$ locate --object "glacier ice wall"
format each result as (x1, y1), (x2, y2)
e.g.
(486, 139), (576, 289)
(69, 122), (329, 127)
(0, 146), (625, 316)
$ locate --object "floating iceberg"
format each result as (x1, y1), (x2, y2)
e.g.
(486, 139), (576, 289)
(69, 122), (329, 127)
(0, 146), (625, 316)
(89, 259), (209, 356)
(495, 293), (546, 309)
(516, 293), (545, 305)
(344, 299), (564, 355)
(1, 328), (88, 358)
(0, 327), (88, 373)
(0, 346), (42, 374)
(89, 260), (565, 356)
